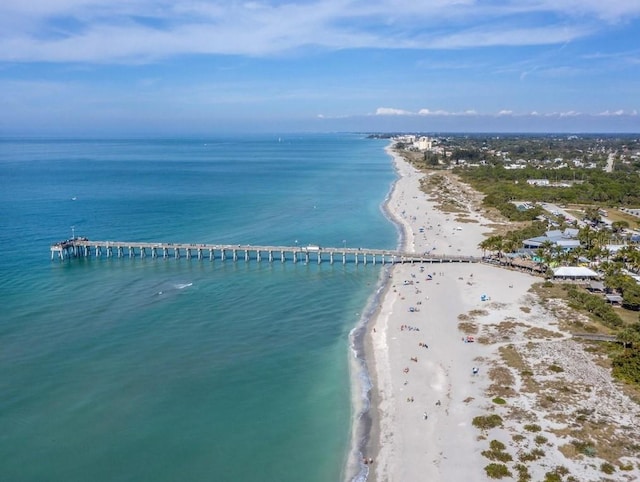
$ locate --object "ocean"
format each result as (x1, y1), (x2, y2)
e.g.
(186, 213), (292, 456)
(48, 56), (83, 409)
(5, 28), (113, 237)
(0, 134), (397, 481)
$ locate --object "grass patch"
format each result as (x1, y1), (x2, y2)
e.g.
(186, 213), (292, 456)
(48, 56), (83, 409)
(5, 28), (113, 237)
(570, 439), (596, 457)
(543, 466), (571, 482)
(499, 345), (528, 372)
(525, 327), (563, 339)
(619, 461), (634, 471)
(457, 321), (479, 334)
(519, 448), (545, 462)
(534, 435), (548, 445)
(484, 463), (512, 479)
(488, 366), (515, 398)
(600, 462), (615, 474)
(524, 423), (542, 432)
(454, 216), (478, 223)
(469, 309), (489, 317)
(472, 414), (503, 430)
(548, 364), (564, 373)
(514, 463), (531, 482)
(481, 448), (512, 463)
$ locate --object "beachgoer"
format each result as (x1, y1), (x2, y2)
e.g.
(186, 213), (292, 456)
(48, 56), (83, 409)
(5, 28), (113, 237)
(423, 412), (428, 420)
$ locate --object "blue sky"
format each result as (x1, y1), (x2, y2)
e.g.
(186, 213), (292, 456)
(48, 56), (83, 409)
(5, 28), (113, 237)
(1, 0), (639, 135)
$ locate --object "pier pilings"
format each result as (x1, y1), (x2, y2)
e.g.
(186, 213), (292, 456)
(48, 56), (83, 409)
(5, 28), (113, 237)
(50, 238), (480, 266)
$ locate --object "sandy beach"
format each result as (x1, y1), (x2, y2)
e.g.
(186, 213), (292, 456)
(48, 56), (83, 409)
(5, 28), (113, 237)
(360, 145), (640, 481)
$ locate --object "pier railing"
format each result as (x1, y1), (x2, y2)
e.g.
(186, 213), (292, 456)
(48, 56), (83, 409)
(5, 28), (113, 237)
(51, 238), (480, 265)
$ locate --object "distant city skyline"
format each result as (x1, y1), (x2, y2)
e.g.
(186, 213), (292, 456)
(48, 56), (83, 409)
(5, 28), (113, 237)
(1, 0), (639, 135)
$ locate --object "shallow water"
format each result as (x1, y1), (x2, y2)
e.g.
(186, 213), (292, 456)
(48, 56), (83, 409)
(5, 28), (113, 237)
(0, 134), (396, 481)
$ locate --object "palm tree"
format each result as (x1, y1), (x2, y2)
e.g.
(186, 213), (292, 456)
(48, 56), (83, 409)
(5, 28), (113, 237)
(578, 225), (595, 250)
(479, 238), (493, 257)
(539, 240), (555, 265)
(480, 235), (505, 258)
(595, 229), (611, 250)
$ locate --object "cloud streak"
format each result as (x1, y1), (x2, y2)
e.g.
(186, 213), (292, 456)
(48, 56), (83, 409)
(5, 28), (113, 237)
(0, 0), (638, 62)
(374, 107), (638, 118)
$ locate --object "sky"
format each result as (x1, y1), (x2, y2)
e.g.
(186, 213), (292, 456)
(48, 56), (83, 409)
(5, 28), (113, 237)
(1, 0), (639, 135)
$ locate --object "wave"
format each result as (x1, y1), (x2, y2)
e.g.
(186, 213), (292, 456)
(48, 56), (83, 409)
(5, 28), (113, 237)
(345, 142), (404, 481)
(174, 282), (193, 290)
(345, 264), (393, 482)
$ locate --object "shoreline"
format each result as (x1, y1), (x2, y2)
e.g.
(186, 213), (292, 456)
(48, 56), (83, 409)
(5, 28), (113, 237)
(356, 141), (640, 481)
(345, 142), (407, 482)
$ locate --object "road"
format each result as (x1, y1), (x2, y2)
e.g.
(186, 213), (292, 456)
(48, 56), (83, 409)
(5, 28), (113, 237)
(540, 203), (585, 227)
(605, 152), (615, 173)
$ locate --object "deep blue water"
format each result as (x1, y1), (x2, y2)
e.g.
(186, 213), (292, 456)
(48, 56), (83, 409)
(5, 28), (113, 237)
(0, 134), (397, 481)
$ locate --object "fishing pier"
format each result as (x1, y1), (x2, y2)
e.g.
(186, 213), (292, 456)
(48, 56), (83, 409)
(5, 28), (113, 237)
(51, 238), (479, 265)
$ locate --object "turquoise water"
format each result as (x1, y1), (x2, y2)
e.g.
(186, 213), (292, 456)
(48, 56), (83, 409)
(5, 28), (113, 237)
(0, 135), (397, 481)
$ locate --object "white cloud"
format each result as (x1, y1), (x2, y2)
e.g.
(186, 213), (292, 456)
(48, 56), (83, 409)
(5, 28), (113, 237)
(597, 109), (626, 116)
(559, 110), (581, 117)
(427, 25), (592, 49)
(0, 0), (637, 62)
(375, 107), (413, 116)
(374, 107), (623, 118)
(418, 108), (478, 116)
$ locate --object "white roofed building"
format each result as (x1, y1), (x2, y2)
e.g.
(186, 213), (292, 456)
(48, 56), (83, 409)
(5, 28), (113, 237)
(552, 266), (600, 280)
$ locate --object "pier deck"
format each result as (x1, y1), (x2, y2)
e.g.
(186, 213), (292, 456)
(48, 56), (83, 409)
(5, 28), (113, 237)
(51, 238), (479, 265)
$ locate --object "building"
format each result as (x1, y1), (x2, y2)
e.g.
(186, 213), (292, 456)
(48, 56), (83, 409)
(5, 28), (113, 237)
(526, 179), (550, 186)
(522, 229), (581, 250)
(415, 136), (432, 151)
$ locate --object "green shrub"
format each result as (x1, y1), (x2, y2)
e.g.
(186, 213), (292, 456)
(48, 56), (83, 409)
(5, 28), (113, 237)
(612, 347), (640, 385)
(601, 462), (615, 474)
(566, 287), (623, 328)
(548, 364), (564, 373)
(523, 424), (541, 432)
(519, 448), (545, 462)
(473, 414), (503, 430)
(619, 462), (634, 471)
(543, 473), (561, 482)
(514, 463), (531, 482)
(484, 463), (512, 479)
(490, 440), (506, 451)
(512, 434), (525, 442)
(534, 435), (548, 445)
(492, 397), (507, 405)
(571, 439), (596, 457)
(482, 449), (512, 462)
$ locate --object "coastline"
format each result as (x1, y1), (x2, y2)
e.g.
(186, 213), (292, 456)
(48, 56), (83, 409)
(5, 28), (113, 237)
(356, 141), (640, 481)
(345, 143), (406, 482)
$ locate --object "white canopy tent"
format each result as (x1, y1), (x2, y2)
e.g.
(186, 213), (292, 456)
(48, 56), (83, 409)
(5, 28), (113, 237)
(552, 266), (599, 280)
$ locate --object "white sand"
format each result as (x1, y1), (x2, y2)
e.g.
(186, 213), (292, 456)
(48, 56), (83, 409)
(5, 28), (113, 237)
(363, 146), (640, 481)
